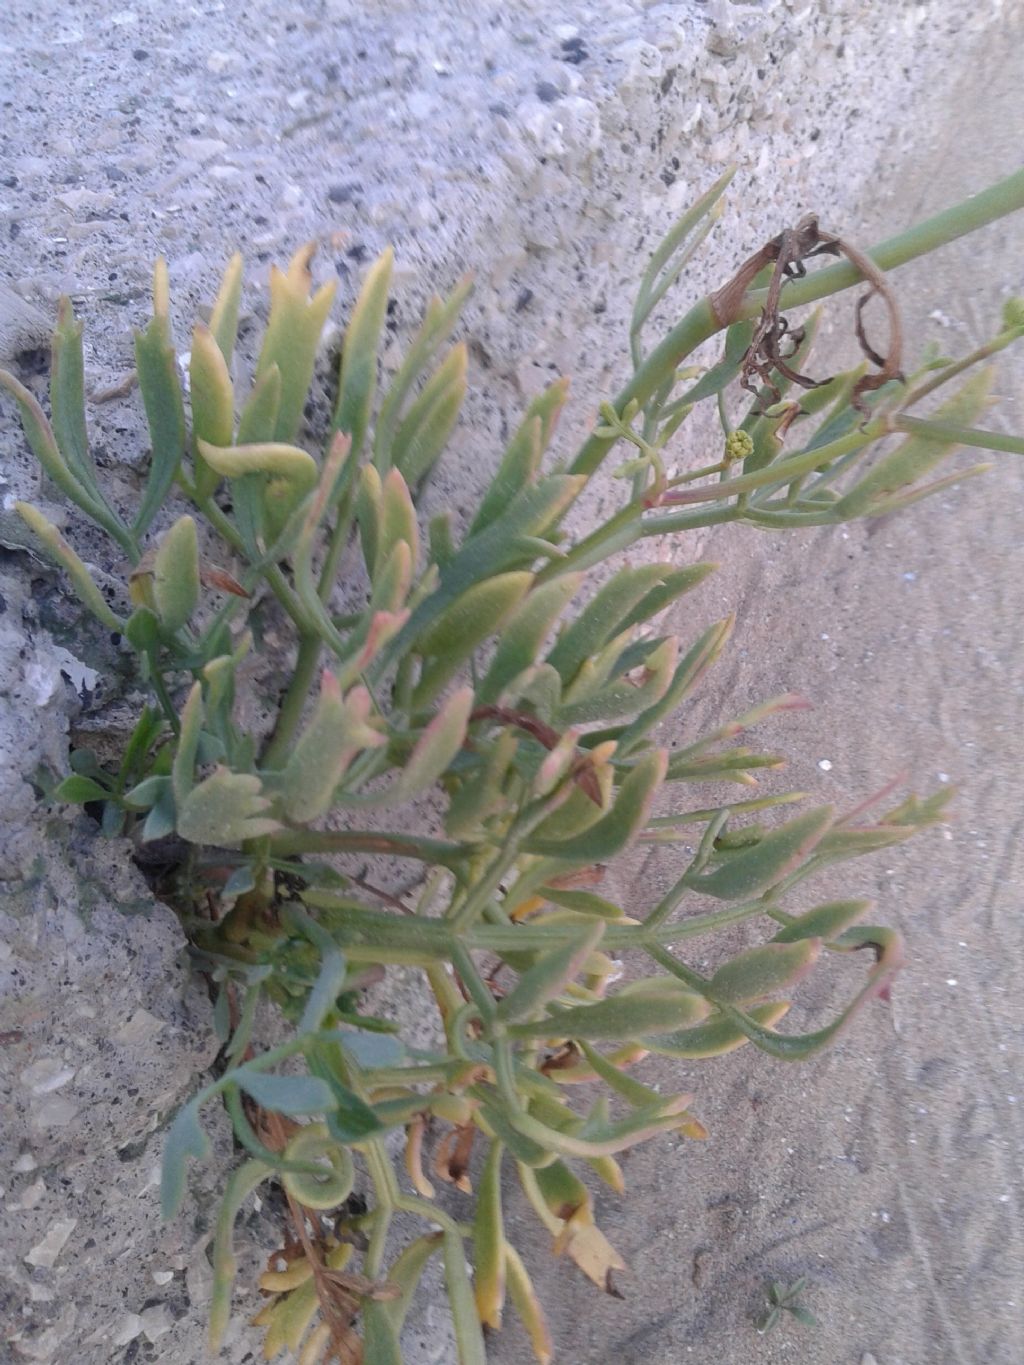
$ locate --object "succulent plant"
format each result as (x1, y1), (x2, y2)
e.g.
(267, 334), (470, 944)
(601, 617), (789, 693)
(3, 165), (1023, 1364)
(757, 1276), (819, 1334)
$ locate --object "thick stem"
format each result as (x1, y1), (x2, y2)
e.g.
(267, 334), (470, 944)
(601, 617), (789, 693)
(298, 893), (776, 956)
(270, 828), (471, 867)
(260, 633), (322, 769)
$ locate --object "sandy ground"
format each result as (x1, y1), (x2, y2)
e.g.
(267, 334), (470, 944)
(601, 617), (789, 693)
(1, 5), (1021, 1365)
(489, 19), (1024, 1365)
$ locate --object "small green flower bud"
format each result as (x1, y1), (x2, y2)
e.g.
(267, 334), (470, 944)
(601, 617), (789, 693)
(724, 429), (754, 462)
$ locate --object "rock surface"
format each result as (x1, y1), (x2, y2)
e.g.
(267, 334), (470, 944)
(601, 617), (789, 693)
(1, 2), (1021, 1363)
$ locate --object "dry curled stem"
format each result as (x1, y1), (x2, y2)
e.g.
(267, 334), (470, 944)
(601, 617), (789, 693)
(711, 213), (903, 412)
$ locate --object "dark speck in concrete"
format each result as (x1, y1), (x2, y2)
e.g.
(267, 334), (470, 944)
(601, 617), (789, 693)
(328, 181), (362, 204)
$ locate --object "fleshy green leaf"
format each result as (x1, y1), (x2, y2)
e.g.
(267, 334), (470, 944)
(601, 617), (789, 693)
(337, 1030), (405, 1068)
(198, 437), (319, 548)
(189, 323), (235, 498)
(196, 438), (318, 486)
(385, 474), (585, 670)
(378, 466), (419, 571)
(555, 635), (678, 727)
(509, 980), (709, 1041)
(473, 1142), (506, 1329)
(176, 768), (279, 846)
(123, 773), (172, 810)
(171, 682), (204, 808)
(546, 564), (670, 685)
(234, 1070), (336, 1116)
(524, 749), (668, 862)
(208, 251), (243, 364)
(632, 165), (733, 360)
(836, 366), (994, 517)
(617, 562), (716, 633)
(688, 806), (834, 900)
(270, 675), (383, 821)
(140, 782), (176, 841)
(134, 260), (186, 537)
(470, 374), (571, 532)
(504, 1244), (553, 1365)
(334, 246), (393, 461)
(613, 615), (733, 757)
(1, 369), (131, 552)
(397, 685), (474, 798)
(708, 939), (821, 1004)
(496, 922), (605, 1023)
(209, 1158), (272, 1349)
(391, 341), (467, 486)
(641, 1000), (791, 1059)
(255, 243), (337, 443)
(411, 571), (534, 709)
(299, 946), (349, 1034)
(772, 899), (870, 943)
(236, 362), (282, 444)
(443, 1230), (488, 1365)
(356, 461), (384, 578)
(13, 502), (123, 630)
(539, 887), (628, 920)
(477, 574), (583, 705)
(381, 1233), (444, 1336)
(50, 297), (100, 502)
(375, 273), (473, 471)
(160, 1097), (212, 1219)
(363, 1301), (404, 1365)
(54, 774), (111, 805)
(153, 514), (200, 632)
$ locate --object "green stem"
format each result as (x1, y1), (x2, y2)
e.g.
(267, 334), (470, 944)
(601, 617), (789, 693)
(901, 328), (1022, 408)
(447, 806), (548, 932)
(570, 168), (1024, 480)
(299, 893), (777, 956)
(146, 654), (181, 732)
(361, 1140), (396, 1279)
(645, 941), (710, 992)
(891, 415), (1024, 456)
(226, 983), (262, 1069)
(641, 504), (740, 536)
(270, 828), (472, 867)
(364, 1207), (393, 1281)
(317, 492), (355, 603)
(199, 495), (314, 632)
(658, 421), (879, 509)
(536, 500), (645, 581)
(451, 942), (498, 1022)
(260, 633), (322, 769)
